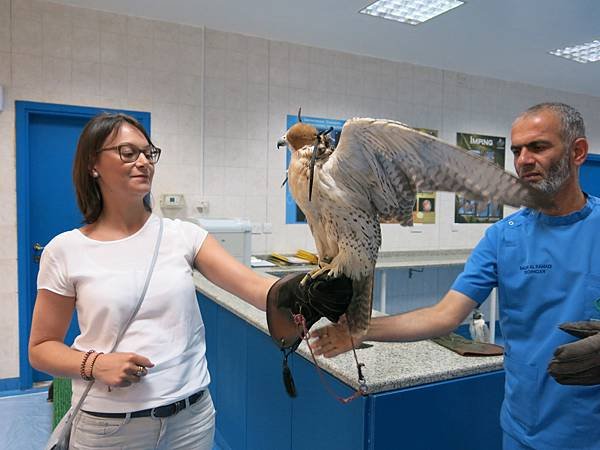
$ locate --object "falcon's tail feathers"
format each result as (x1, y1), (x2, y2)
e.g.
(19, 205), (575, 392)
(346, 274), (374, 335)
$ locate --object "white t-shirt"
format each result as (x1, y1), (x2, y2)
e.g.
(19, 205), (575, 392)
(37, 214), (210, 412)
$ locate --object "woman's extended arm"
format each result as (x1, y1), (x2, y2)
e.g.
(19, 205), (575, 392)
(194, 234), (275, 311)
(310, 289), (477, 357)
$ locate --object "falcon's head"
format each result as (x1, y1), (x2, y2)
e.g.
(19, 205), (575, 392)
(277, 122), (318, 152)
(276, 109), (335, 202)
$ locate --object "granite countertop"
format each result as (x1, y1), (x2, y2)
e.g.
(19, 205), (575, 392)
(194, 249), (503, 395)
(373, 249), (472, 268)
(255, 249), (473, 275)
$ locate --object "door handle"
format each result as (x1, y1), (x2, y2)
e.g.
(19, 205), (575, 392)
(33, 242), (45, 262)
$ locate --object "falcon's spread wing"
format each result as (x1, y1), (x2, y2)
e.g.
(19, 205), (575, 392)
(328, 118), (553, 226)
(281, 117), (553, 333)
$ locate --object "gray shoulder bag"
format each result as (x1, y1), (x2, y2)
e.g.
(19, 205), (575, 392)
(46, 217), (164, 450)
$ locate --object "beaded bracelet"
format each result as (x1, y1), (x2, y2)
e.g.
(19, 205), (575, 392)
(80, 349), (96, 381)
(88, 352), (104, 380)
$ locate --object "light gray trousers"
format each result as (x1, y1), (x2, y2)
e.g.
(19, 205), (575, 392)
(69, 391), (215, 450)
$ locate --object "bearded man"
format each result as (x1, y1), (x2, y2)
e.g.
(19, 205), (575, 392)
(310, 103), (600, 450)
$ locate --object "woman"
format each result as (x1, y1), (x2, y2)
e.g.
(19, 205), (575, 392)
(28, 113), (276, 449)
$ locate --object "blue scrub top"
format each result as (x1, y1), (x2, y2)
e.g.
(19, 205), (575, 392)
(452, 195), (600, 450)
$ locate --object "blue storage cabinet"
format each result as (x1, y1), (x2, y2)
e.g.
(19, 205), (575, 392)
(198, 292), (504, 450)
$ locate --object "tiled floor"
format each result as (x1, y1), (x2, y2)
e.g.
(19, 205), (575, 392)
(0, 389), (53, 450)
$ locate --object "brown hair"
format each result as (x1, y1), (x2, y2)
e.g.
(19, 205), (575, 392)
(72, 113), (155, 223)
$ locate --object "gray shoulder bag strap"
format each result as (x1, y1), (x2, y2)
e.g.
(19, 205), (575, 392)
(49, 217), (164, 449)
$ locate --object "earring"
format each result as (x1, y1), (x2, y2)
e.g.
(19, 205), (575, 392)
(92, 170), (99, 178)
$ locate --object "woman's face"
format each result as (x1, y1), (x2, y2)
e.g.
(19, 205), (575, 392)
(92, 123), (155, 203)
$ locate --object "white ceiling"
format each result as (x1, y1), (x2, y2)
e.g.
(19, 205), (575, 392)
(53, 0), (600, 98)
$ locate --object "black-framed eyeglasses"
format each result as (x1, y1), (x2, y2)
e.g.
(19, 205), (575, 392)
(98, 143), (162, 164)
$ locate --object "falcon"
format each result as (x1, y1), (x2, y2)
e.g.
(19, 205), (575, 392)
(277, 112), (553, 334)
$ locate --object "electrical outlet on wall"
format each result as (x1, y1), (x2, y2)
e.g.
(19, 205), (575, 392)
(196, 201), (209, 214)
(160, 193), (185, 209)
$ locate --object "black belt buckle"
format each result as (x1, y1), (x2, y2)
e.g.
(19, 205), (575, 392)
(173, 399), (185, 415)
(151, 399), (185, 418)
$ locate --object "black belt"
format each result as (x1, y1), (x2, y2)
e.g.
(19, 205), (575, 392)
(82, 390), (205, 419)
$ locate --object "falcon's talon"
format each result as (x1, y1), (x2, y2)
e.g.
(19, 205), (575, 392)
(309, 263), (333, 280)
(299, 273), (312, 287)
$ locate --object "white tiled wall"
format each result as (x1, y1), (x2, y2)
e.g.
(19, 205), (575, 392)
(0, 0), (599, 379)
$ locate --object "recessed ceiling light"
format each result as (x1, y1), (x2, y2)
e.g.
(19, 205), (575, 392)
(359, 0), (465, 25)
(549, 40), (600, 64)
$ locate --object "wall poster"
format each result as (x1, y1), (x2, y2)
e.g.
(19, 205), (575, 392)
(412, 127), (438, 224)
(454, 132), (506, 224)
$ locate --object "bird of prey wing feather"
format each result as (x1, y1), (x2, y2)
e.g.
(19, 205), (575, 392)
(277, 117), (554, 334)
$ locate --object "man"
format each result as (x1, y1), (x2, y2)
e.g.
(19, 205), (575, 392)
(310, 103), (600, 450)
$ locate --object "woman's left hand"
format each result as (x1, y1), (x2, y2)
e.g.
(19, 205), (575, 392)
(92, 352), (154, 387)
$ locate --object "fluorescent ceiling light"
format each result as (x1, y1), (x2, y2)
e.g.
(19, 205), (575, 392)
(360, 0), (465, 25)
(549, 40), (600, 64)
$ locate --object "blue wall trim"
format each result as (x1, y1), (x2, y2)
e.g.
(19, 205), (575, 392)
(16, 101), (151, 390)
(0, 377), (20, 392)
(586, 153), (600, 162)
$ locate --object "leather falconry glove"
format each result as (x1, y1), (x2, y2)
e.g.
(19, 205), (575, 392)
(548, 320), (600, 386)
(267, 272), (353, 349)
(266, 271), (353, 397)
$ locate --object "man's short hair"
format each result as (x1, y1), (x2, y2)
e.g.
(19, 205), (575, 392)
(520, 103), (586, 148)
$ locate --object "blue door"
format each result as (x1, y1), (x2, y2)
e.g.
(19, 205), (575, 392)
(17, 102), (150, 388)
(581, 154), (600, 197)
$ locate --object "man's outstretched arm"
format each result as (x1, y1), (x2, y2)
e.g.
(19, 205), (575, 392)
(310, 289), (477, 358)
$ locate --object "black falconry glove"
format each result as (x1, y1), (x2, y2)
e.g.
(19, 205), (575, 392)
(266, 271), (353, 397)
(548, 321), (600, 386)
(266, 271), (353, 350)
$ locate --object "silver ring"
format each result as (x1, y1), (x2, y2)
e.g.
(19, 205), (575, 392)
(135, 365), (146, 377)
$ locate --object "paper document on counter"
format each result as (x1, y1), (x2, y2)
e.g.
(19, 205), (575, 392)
(251, 256), (277, 267)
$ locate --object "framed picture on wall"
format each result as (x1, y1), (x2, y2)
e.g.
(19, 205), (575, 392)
(454, 132), (506, 224)
(412, 127), (438, 224)
(412, 192), (436, 224)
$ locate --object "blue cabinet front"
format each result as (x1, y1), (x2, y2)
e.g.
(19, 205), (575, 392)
(197, 292), (503, 450)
